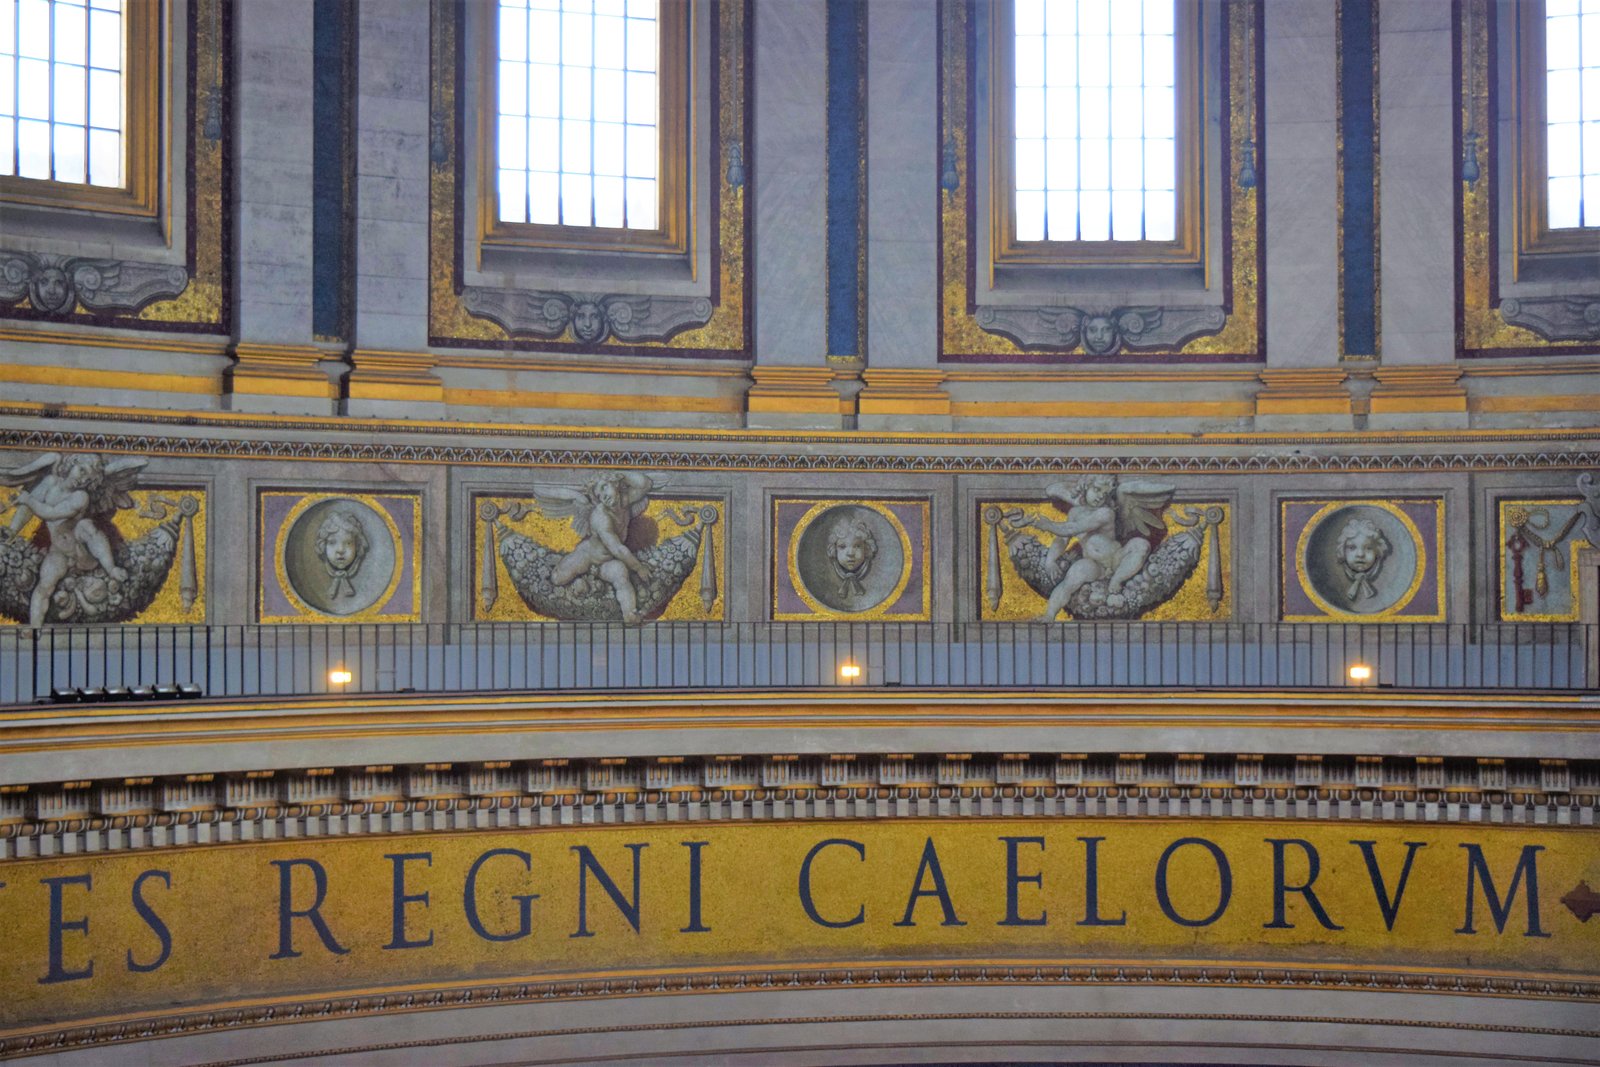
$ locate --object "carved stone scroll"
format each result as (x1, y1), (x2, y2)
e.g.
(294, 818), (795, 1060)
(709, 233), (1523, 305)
(1498, 297), (1600, 343)
(0, 251), (190, 316)
(974, 303), (1227, 355)
(461, 287), (714, 345)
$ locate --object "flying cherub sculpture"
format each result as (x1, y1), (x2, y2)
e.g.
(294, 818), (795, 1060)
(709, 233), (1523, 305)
(1, 452), (146, 626)
(532, 471), (659, 624)
(1017, 473), (1175, 621)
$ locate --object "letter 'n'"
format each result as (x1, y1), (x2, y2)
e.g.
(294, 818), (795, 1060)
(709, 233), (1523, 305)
(571, 843), (648, 938)
(1456, 844), (1550, 938)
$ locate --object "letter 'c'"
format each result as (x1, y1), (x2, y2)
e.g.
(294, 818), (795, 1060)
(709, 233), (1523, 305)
(798, 838), (866, 928)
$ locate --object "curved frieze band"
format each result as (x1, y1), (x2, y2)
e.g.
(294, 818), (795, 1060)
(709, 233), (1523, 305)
(0, 421), (1596, 474)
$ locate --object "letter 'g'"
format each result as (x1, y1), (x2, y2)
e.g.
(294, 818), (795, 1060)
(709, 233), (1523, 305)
(465, 848), (540, 943)
(798, 838), (866, 928)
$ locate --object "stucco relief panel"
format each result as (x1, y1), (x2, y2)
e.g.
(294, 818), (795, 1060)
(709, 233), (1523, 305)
(0, 452), (205, 626)
(772, 498), (932, 621)
(1280, 498), (1446, 623)
(474, 474), (725, 624)
(258, 491), (423, 624)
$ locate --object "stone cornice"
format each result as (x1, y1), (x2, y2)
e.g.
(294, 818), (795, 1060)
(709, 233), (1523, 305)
(5, 750), (1594, 858)
(0, 409), (1597, 473)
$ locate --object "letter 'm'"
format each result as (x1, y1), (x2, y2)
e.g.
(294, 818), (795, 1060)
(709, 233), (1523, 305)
(1456, 844), (1550, 938)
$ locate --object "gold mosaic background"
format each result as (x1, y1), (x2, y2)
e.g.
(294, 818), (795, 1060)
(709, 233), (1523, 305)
(3, 820), (1595, 1036)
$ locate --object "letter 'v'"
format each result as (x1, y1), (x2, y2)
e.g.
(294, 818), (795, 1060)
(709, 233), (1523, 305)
(1351, 840), (1426, 932)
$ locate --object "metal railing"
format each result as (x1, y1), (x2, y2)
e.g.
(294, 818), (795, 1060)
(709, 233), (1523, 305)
(1, 622), (1595, 704)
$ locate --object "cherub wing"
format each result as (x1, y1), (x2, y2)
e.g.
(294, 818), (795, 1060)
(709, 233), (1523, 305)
(1113, 307), (1164, 347)
(68, 258), (121, 296)
(530, 484), (596, 536)
(0, 253), (38, 304)
(1036, 307), (1084, 348)
(601, 295), (652, 340)
(92, 456), (147, 514)
(0, 453), (59, 489)
(1114, 479), (1175, 540)
(525, 292), (575, 337)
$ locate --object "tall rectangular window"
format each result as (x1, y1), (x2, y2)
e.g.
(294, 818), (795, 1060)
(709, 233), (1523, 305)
(1012, 0), (1176, 242)
(486, 0), (688, 253)
(1543, 0), (1599, 229)
(993, 0), (1201, 265)
(0, 0), (158, 215)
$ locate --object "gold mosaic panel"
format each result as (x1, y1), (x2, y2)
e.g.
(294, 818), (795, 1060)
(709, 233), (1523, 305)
(979, 499), (1232, 621)
(474, 494), (725, 622)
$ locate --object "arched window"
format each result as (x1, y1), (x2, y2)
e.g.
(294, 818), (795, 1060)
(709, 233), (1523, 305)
(486, 0), (689, 254)
(0, 0), (159, 215)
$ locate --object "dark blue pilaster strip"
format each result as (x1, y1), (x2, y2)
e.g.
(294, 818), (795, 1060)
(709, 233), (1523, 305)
(312, 0), (352, 341)
(826, 0), (866, 358)
(1340, 0), (1377, 357)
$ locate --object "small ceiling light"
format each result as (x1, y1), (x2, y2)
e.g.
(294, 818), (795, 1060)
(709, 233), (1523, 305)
(1348, 663), (1373, 684)
(329, 669), (353, 686)
(839, 662), (862, 682)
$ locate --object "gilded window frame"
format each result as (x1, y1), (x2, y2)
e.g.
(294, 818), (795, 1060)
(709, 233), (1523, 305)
(1514, 0), (1600, 260)
(0, 0), (164, 218)
(476, 0), (692, 257)
(989, 0), (1204, 267)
